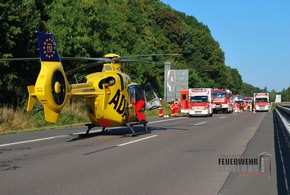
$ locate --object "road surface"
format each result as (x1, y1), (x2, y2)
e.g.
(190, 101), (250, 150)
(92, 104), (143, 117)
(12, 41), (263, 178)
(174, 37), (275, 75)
(0, 111), (284, 195)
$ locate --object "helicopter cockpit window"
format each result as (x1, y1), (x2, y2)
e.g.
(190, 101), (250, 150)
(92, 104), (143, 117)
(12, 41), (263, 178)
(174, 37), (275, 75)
(98, 76), (116, 89)
(105, 65), (112, 70)
(106, 77), (115, 86)
(129, 86), (136, 105)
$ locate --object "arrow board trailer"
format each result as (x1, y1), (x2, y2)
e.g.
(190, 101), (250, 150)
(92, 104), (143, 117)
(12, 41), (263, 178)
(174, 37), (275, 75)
(188, 88), (213, 117)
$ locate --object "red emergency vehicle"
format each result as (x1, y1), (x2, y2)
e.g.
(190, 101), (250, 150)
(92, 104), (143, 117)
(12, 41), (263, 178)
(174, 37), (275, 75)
(180, 90), (189, 114)
(180, 88), (213, 117)
(212, 89), (233, 113)
(188, 88), (213, 117)
(253, 93), (269, 112)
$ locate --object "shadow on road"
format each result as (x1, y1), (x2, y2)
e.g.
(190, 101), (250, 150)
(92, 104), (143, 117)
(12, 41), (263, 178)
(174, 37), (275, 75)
(67, 125), (170, 142)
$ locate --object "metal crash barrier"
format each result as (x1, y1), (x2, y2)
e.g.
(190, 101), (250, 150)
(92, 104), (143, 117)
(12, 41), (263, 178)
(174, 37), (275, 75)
(275, 105), (290, 142)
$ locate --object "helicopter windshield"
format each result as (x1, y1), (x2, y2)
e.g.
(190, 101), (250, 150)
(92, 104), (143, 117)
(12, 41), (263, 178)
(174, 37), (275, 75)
(143, 83), (161, 110)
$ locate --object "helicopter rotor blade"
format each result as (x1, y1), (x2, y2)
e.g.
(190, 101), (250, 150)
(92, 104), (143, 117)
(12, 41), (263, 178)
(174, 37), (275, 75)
(119, 59), (164, 64)
(65, 60), (105, 75)
(61, 57), (109, 61)
(121, 54), (182, 58)
(61, 54), (182, 61)
(0, 57), (107, 62)
(0, 54), (181, 63)
(0, 57), (40, 61)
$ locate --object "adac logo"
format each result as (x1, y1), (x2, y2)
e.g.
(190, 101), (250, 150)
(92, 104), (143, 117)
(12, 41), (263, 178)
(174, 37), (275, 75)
(43, 38), (56, 59)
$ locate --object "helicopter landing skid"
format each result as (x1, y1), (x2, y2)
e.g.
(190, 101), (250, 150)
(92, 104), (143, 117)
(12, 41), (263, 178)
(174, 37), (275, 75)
(124, 121), (151, 137)
(85, 124), (106, 135)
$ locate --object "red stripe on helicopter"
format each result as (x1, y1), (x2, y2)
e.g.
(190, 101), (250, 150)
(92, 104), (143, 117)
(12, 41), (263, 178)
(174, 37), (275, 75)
(97, 119), (112, 127)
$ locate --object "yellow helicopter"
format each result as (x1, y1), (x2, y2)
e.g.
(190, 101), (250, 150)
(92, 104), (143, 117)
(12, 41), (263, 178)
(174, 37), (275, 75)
(21, 31), (175, 136)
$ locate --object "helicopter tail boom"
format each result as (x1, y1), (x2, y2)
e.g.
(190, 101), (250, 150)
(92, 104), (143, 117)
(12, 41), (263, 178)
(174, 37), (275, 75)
(26, 32), (70, 123)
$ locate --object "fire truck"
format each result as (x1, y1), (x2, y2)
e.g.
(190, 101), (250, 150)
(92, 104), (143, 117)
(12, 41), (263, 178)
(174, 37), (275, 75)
(212, 89), (233, 113)
(253, 93), (269, 112)
(180, 88), (213, 117)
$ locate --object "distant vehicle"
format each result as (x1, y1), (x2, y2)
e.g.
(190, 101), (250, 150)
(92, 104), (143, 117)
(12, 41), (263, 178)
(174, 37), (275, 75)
(275, 95), (281, 103)
(244, 96), (253, 111)
(187, 88), (213, 117)
(212, 89), (233, 113)
(253, 93), (269, 112)
(232, 95), (244, 112)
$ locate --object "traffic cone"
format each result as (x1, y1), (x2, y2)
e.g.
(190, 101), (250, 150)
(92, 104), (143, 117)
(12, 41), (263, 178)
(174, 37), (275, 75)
(253, 108), (256, 114)
(158, 106), (163, 117)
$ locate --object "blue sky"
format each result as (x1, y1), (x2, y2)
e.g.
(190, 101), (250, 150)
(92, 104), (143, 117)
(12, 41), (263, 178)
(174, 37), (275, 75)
(161, 0), (290, 92)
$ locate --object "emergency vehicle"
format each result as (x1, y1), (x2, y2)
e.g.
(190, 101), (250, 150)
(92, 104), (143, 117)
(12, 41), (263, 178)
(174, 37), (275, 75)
(231, 95), (244, 113)
(253, 93), (269, 112)
(187, 88), (213, 117)
(244, 96), (253, 111)
(212, 89), (233, 113)
(180, 90), (189, 113)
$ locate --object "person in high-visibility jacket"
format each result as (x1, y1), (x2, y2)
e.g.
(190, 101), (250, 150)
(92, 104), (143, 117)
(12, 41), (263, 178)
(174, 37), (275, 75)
(173, 99), (180, 116)
(170, 100), (175, 117)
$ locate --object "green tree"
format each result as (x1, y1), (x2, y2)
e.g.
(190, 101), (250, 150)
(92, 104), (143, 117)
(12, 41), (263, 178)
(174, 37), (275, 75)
(0, 0), (41, 107)
(0, 0), (255, 107)
(269, 89), (277, 102)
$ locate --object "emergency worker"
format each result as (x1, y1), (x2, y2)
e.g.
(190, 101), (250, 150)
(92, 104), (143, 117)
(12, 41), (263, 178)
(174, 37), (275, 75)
(173, 99), (180, 116)
(249, 102), (252, 112)
(243, 102), (247, 111)
(170, 99), (175, 117)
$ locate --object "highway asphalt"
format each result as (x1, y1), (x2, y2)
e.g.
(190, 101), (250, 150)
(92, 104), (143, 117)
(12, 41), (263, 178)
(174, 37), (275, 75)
(0, 111), (285, 195)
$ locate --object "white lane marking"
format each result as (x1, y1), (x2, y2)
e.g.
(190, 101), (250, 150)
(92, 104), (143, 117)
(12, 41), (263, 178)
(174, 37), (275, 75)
(0, 136), (56, 147)
(116, 135), (158, 147)
(0, 117), (183, 147)
(149, 117), (183, 123)
(220, 116), (226, 119)
(194, 121), (207, 126)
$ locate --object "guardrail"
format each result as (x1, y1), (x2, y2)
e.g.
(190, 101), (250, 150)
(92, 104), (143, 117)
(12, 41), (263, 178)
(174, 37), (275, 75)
(275, 105), (290, 139)
(274, 105), (290, 194)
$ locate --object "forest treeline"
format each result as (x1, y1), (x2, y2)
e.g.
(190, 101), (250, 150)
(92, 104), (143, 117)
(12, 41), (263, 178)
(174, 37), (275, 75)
(0, 0), (288, 108)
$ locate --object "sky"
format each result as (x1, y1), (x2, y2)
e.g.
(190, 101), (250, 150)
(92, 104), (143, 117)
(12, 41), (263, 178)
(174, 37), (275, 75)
(161, 0), (290, 92)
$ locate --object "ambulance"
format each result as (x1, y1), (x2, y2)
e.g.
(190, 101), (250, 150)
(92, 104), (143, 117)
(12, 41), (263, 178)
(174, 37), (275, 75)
(253, 93), (269, 112)
(187, 88), (213, 117)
